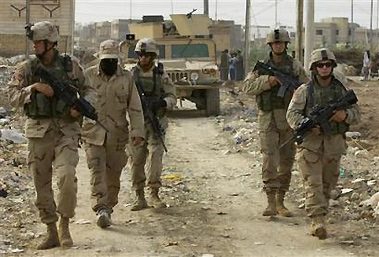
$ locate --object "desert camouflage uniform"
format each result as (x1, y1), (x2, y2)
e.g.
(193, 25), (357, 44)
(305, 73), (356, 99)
(243, 54), (309, 193)
(8, 49), (96, 225)
(286, 76), (360, 218)
(82, 62), (145, 214)
(130, 64), (176, 192)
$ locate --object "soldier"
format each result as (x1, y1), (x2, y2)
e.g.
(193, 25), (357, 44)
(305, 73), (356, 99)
(8, 21), (96, 249)
(242, 29), (309, 217)
(286, 48), (360, 239)
(129, 38), (176, 211)
(82, 40), (145, 228)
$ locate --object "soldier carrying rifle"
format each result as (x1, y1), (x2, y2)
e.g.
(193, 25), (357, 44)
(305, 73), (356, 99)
(8, 21), (97, 249)
(286, 48), (361, 240)
(129, 38), (177, 211)
(243, 29), (309, 217)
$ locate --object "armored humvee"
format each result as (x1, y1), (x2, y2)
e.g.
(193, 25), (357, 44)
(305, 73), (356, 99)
(120, 35), (222, 116)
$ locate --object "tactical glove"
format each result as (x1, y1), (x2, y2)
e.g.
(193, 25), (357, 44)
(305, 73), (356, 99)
(150, 98), (167, 111)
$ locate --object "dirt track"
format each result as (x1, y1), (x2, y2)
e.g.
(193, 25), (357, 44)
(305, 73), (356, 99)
(18, 114), (359, 257)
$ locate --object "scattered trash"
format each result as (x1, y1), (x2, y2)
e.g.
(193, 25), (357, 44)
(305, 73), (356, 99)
(163, 174), (184, 180)
(163, 241), (178, 247)
(0, 129), (27, 144)
(75, 219), (91, 225)
(0, 188), (7, 198)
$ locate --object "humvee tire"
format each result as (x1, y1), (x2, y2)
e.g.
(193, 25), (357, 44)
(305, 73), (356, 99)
(205, 88), (220, 116)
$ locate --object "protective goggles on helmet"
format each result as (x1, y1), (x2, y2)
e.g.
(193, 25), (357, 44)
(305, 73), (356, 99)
(25, 23), (34, 40)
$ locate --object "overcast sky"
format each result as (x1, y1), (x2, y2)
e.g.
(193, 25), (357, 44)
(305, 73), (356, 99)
(76, 0), (378, 29)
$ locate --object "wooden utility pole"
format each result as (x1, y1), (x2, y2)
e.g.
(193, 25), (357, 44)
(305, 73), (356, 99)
(275, 0), (278, 27)
(215, 0), (218, 21)
(370, 0), (373, 51)
(70, 0), (75, 55)
(304, 0), (314, 70)
(244, 0), (251, 75)
(26, 0), (30, 59)
(204, 0), (209, 15)
(295, 0), (304, 63)
(351, 0), (354, 45)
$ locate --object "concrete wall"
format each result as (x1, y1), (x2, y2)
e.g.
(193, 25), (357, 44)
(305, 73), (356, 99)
(0, 0), (74, 56)
(314, 22), (337, 46)
(111, 19), (132, 40)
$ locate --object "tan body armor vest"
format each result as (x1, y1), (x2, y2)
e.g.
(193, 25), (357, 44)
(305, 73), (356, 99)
(256, 54), (297, 111)
(305, 76), (349, 135)
(24, 52), (77, 120)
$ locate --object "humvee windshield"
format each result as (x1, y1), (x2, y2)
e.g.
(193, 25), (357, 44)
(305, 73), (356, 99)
(171, 44), (209, 58)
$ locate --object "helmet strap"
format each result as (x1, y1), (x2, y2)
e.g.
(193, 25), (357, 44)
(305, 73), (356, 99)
(36, 40), (56, 60)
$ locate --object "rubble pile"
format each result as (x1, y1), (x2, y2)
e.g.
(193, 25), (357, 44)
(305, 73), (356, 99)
(0, 59), (37, 255)
(218, 87), (379, 225)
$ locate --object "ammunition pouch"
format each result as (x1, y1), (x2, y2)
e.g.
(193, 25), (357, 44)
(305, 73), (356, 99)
(256, 86), (292, 111)
(25, 92), (52, 118)
(24, 92), (72, 119)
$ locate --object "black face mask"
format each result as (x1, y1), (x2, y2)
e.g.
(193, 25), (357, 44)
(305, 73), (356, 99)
(100, 58), (118, 76)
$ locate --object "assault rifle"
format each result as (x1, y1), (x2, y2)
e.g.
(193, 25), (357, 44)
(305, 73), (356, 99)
(134, 82), (168, 153)
(34, 66), (108, 132)
(280, 90), (358, 149)
(253, 61), (302, 97)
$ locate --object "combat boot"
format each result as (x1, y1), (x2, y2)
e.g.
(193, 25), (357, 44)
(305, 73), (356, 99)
(276, 191), (292, 217)
(96, 209), (111, 228)
(262, 192), (278, 216)
(149, 188), (166, 208)
(310, 215), (327, 240)
(131, 189), (148, 211)
(58, 217), (73, 247)
(37, 222), (60, 250)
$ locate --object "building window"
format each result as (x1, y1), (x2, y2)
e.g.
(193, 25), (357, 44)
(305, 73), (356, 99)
(336, 30), (339, 35)
(316, 30), (323, 35)
(348, 29), (351, 36)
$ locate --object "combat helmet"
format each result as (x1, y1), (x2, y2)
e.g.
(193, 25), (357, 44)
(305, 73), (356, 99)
(266, 29), (290, 44)
(309, 48), (337, 70)
(25, 21), (60, 42)
(135, 38), (159, 55)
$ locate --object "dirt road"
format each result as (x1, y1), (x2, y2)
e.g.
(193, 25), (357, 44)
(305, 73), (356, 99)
(21, 114), (356, 257)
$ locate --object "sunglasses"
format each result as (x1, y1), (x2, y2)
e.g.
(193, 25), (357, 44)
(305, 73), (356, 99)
(315, 62), (333, 68)
(138, 52), (155, 58)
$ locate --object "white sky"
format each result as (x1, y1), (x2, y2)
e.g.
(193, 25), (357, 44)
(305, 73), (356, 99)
(76, 0), (378, 29)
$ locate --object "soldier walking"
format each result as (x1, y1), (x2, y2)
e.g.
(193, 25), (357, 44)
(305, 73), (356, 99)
(82, 40), (145, 228)
(286, 48), (360, 239)
(130, 38), (176, 211)
(242, 29), (309, 217)
(8, 21), (96, 249)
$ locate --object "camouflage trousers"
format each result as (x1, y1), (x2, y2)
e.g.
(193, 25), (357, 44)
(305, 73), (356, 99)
(298, 148), (341, 217)
(129, 122), (165, 191)
(28, 127), (79, 224)
(84, 142), (128, 214)
(259, 125), (296, 193)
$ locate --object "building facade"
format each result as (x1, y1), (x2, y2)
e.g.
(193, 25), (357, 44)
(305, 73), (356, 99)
(0, 0), (75, 57)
